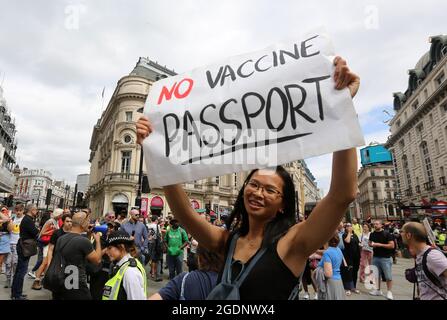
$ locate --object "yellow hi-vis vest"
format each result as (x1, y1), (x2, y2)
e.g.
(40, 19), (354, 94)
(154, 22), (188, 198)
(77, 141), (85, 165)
(102, 258), (147, 300)
(439, 234), (446, 246)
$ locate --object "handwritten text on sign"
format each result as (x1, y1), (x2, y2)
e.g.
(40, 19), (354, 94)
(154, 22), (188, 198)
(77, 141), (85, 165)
(143, 30), (365, 187)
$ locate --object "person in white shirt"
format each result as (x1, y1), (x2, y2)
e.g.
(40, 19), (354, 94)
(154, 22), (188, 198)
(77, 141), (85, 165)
(359, 223), (373, 283)
(103, 230), (147, 300)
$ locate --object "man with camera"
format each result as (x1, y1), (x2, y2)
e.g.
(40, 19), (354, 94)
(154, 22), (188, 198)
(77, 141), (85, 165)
(402, 222), (447, 300)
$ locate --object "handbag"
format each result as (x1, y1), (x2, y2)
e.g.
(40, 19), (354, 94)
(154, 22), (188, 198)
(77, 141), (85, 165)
(20, 238), (38, 257)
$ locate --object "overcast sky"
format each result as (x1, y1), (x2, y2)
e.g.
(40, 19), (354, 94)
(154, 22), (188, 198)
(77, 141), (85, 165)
(0, 0), (445, 193)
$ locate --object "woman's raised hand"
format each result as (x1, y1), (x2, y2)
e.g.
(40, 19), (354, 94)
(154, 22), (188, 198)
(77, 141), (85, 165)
(136, 116), (153, 145)
(333, 56), (360, 98)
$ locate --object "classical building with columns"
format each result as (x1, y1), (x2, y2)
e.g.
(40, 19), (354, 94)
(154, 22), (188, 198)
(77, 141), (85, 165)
(87, 57), (320, 219)
(385, 35), (447, 218)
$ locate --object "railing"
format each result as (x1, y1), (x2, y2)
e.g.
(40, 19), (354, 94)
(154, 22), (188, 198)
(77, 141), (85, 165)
(405, 188), (413, 196)
(415, 185), (421, 193)
(423, 180), (435, 190)
(105, 173), (139, 183)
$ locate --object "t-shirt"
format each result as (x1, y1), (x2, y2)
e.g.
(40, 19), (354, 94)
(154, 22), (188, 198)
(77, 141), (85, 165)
(352, 224), (362, 238)
(416, 246), (447, 300)
(57, 233), (94, 289)
(10, 216), (24, 245)
(369, 230), (394, 258)
(165, 227), (188, 256)
(159, 270), (218, 300)
(50, 228), (66, 246)
(318, 247), (343, 280)
(146, 223), (159, 242)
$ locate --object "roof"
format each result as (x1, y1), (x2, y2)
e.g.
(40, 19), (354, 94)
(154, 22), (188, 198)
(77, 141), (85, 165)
(415, 51), (430, 70)
(129, 57), (177, 81)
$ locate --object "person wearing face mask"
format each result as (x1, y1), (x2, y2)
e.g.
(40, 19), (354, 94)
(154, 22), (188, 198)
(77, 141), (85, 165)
(164, 219), (188, 280)
(136, 56), (360, 300)
(120, 209), (148, 265)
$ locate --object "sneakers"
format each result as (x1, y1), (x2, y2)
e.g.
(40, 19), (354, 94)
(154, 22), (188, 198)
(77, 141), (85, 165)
(28, 271), (36, 279)
(31, 279), (42, 290)
(386, 291), (394, 300)
(369, 289), (383, 296)
(302, 292), (310, 300)
(313, 293), (318, 300)
(345, 290), (352, 296)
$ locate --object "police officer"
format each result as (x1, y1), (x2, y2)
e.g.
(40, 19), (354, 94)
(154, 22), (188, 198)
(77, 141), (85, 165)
(102, 230), (147, 300)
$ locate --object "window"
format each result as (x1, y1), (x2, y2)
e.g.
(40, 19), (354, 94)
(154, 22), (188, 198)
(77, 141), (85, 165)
(417, 123), (424, 135)
(387, 192), (392, 200)
(399, 139), (405, 150)
(385, 181), (390, 188)
(404, 111), (407, 121)
(371, 170), (376, 177)
(234, 174), (237, 187)
(435, 139), (440, 154)
(412, 154), (416, 167)
(372, 182), (377, 188)
(424, 89), (428, 100)
(121, 151), (131, 173)
(420, 141), (434, 182)
(408, 132), (412, 142)
(124, 135), (132, 144)
(442, 103), (447, 115)
(412, 100), (419, 110)
(126, 111), (132, 122)
(402, 155), (412, 190)
(441, 167), (445, 177)
(215, 176), (220, 185)
(429, 113), (434, 125)
(391, 169), (395, 175)
(396, 120), (401, 128)
(373, 192), (378, 200)
(384, 169), (388, 176)
(436, 72), (445, 87)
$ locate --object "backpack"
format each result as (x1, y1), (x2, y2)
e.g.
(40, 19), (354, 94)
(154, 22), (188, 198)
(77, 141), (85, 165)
(43, 234), (79, 292)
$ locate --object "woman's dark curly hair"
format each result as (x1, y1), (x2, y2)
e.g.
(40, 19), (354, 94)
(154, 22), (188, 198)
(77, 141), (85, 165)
(225, 166), (297, 248)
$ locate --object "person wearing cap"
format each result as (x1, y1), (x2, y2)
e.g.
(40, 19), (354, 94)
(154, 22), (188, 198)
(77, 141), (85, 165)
(102, 230), (147, 300)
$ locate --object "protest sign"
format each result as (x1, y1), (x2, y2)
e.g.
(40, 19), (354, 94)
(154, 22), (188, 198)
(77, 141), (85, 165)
(143, 29), (365, 187)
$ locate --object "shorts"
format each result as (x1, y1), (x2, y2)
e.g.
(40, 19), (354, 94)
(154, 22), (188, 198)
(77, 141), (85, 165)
(43, 244), (49, 257)
(0, 234), (11, 254)
(372, 257), (393, 281)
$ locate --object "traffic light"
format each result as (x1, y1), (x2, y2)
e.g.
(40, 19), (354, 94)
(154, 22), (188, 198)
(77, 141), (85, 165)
(45, 189), (52, 206)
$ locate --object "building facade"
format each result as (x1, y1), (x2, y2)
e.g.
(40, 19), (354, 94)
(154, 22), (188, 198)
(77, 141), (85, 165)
(87, 57), (321, 219)
(358, 161), (400, 221)
(0, 85), (17, 194)
(385, 35), (447, 215)
(14, 168), (74, 209)
(76, 174), (90, 193)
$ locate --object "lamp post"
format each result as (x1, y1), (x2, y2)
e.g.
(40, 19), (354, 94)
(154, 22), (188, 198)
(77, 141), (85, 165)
(395, 193), (402, 220)
(135, 106), (148, 208)
(64, 185), (70, 209)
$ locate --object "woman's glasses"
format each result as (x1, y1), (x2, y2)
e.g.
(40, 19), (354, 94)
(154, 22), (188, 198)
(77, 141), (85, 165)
(245, 180), (282, 199)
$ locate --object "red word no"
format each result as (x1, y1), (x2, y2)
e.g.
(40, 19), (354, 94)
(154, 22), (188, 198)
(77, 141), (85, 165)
(157, 78), (194, 105)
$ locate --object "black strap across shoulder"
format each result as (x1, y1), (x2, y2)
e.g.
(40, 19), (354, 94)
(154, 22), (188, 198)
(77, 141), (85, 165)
(422, 248), (443, 289)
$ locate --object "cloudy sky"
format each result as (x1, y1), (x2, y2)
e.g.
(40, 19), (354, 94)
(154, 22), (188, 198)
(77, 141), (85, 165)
(0, 0), (445, 192)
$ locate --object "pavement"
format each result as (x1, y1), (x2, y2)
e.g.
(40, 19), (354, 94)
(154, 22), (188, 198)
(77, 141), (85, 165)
(0, 256), (415, 300)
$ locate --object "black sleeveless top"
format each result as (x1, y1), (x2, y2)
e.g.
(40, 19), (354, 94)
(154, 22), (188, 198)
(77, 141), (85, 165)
(217, 234), (300, 300)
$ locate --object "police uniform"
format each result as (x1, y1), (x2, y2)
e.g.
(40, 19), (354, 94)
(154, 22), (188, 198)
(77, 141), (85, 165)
(102, 231), (147, 300)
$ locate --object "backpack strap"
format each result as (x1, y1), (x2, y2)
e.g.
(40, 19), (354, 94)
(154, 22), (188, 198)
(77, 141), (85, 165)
(180, 272), (190, 300)
(221, 233), (240, 284)
(422, 248), (443, 289)
(231, 248), (267, 286)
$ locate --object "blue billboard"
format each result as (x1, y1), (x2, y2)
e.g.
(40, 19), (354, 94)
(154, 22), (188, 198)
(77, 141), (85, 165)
(360, 145), (392, 166)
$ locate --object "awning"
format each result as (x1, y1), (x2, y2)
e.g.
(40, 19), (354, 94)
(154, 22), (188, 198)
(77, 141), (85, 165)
(150, 196), (164, 208)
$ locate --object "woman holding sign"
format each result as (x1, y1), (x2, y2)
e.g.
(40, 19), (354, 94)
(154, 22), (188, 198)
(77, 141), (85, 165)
(136, 56), (359, 300)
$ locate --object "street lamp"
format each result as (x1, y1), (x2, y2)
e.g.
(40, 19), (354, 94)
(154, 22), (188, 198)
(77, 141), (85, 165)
(373, 199), (378, 219)
(64, 185), (70, 209)
(135, 106), (149, 208)
(395, 193), (402, 220)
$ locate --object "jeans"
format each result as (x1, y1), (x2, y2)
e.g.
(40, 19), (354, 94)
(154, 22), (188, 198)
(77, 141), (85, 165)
(5, 244), (18, 285)
(11, 244), (31, 299)
(167, 254), (183, 280)
(32, 242), (44, 272)
(372, 256), (393, 281)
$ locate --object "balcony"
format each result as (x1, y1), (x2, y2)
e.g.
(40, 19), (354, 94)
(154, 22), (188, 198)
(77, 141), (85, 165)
(415, 185), (421, 193)
(405, 188), (413, 196)
(440, 176), (446, 186)
(105, 173), (139, 183)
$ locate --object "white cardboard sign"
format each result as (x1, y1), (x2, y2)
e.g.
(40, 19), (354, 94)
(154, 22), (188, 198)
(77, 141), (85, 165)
(143, 29), (365, 187)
